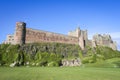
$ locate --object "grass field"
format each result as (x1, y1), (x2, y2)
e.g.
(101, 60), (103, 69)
(0, 67), (120, 80)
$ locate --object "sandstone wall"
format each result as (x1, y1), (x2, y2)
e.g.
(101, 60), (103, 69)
(14, 22), (26, 45)
(25, 28), (78, 44)
(11, 22), (117, 50)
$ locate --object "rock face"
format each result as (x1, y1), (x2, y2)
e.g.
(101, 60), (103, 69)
(10, 61), (17, 67)
(62, 58), (81, 66)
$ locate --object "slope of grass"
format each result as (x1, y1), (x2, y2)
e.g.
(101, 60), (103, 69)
(0, 67), (120, 80)
(84, 58), (120, 68)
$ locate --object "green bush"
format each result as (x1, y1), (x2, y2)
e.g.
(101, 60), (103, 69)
(82, 57), (92, 64)
(39, 60), (48, 66)
(48, 61), (59, 67)
(35, 51), (42, 62)
(0, 43), (120, 67)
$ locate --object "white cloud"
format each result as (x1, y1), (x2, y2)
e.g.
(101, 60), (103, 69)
(112, 38), (120, 51)
(105, 32), (120, 51)
(108, 32), (120, 44)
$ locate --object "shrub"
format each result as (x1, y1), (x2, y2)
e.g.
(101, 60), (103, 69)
(39, 60), (48, 66)
(48, 61), (59, 67)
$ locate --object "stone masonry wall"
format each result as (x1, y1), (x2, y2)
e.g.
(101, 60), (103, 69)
(14, 22), (26, 45)
(5, 22), (117, 50)
(25, 28), (78, 45)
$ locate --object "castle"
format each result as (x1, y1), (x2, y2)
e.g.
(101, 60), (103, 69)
(4, 22), (117, 50)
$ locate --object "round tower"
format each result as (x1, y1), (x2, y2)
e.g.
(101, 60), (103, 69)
(14, 22), (26, 45)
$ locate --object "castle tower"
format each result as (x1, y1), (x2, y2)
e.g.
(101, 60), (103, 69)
(78, 29), (88, 50)
(68, 27), (88, 50)
(14, 22), (26, 45)
(76, 27), (80, 37)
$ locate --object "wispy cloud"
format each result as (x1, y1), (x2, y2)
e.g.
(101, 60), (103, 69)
(105, 32), (120, 50)
(109, 32), (120, 44)
(109, 32), (120, 39)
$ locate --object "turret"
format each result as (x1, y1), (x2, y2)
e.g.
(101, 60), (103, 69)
(14, 22), (26, 45)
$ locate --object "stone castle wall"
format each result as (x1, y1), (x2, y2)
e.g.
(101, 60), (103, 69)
(4, 22), (117, 50)
(25, 28), (78, 44)
(14, 22), (26, 45)
(14, 22), (79, 46)
(68, 27), (88, 50)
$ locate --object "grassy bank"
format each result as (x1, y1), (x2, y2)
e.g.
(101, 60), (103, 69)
(0, 67), (120, 80)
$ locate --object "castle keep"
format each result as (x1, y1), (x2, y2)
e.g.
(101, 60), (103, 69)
(4, 22), (117, 50)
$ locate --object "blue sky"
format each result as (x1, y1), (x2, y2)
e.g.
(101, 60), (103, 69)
(0, 0), (120, 50)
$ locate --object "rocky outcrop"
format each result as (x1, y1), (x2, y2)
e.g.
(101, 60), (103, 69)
(92, 34), (117, 50)
(10, 61), (17, 67)
(62, 58), (81, 66)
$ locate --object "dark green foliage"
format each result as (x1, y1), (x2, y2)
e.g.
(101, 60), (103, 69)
(0, 44), (20, 65)
(48, 61), (59, 67)
(39, 60), (48, 66)
(0, 43), (120, 67)
(82, 47), (97, 64)
(17, 52), (25, 65)
(34, 52), (62, 66)
(35, 51), (42, 62)
(21, 43), (80, 59)
(0, 43), (81, 66)
(82, 54), (96, 64)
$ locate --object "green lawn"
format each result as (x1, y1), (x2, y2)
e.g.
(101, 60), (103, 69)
(0, 67), (120, 80)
